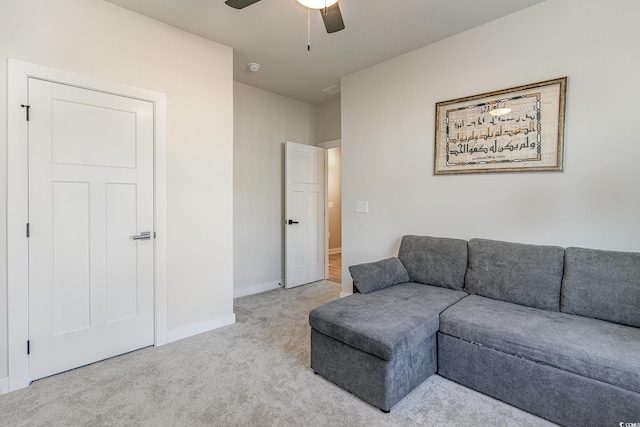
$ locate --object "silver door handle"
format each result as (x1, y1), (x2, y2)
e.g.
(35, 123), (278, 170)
(132, 231), (151, 240)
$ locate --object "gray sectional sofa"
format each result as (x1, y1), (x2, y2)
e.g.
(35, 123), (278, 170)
(309, 236), (640, 426)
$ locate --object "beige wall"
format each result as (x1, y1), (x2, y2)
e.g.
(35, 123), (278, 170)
(318, 99), (342, 254)
(233, 82), (317, 297)
(341, 0), (640, 293)
(328, 147), (342, 251)
(0, 0), (234, 386)
(315, 98), (341, 143)
(232, 84), (344, 295)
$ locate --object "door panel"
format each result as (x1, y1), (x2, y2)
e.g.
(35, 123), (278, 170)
(52, 182), (91, 335)
(106, 183), (139, 323)
(52, 99), (137, 168)
(28, 78), (154, 380)
(285, 142), (325, 288)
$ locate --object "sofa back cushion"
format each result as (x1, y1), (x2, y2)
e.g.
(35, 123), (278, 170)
(348, 257), (410, 294)
(397, 235), (468, 290)
(464, 238), (565, 311)
(561, 247), (640, 328)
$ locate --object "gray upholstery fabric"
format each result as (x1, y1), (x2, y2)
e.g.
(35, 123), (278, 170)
(309, 283), (467, 360)
(439, 295), (640, 393)
(310, 235), (640, 417)
(464, 238), (564, 311)
(438, 333), (640, 427)
(311, 329), (437, 412)
(348, 257), (409, 294)
(562, 247), (640, 328)
(397, 235), (468, 290)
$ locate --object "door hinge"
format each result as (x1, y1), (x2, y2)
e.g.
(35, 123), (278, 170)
(21, 104), (31, 121)
(27, 340), (30, 355)
(26, 223), (30, 238)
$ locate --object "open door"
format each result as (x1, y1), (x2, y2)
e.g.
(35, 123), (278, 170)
(284, 141), (325, 288)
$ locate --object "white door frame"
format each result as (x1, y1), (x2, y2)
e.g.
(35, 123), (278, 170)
(317, 139), (341, 149)
(6, 59), (168, 392)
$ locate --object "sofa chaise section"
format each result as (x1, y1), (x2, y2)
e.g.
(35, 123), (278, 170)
(309, 236), (469, 412)
(310, 283), (467, 411)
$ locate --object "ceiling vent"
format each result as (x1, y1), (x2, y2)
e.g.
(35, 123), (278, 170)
(321, 84), (341, 95)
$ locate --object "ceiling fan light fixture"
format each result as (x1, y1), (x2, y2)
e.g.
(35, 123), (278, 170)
(297, 0), (338, 9)
(489, 107), (512, 117)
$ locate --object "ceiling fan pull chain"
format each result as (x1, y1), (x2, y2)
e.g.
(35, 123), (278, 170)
(307, 8), (311, 51)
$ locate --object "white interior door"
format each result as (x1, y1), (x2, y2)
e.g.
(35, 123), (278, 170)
(27, 78), (154, 380)
(284, 141), (326, 289)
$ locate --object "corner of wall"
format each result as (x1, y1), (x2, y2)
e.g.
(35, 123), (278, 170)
(233, 280), (282, 299)
(166, 314), (236, 344)
(314, 98), (341, 144)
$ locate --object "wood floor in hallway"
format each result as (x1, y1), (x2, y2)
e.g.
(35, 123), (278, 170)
(328, 252), (341, 284)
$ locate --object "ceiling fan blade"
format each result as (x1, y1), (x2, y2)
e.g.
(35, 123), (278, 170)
(320, 3), (345, 33)
(225, 0), (261, 9)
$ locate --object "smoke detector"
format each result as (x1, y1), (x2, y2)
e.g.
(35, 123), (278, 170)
(248, 63), (261, 72)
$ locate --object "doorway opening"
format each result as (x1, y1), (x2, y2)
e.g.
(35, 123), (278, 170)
(327, 146), (342, 284)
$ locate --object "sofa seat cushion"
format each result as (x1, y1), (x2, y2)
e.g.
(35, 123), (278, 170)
(439, 295), (640, 394)
(309, 283), (467, 361)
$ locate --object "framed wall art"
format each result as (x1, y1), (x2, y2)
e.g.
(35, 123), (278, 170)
(434, 77), (567, 175)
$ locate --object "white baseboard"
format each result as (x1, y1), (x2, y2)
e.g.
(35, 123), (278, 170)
(166, 313), (236, 344)
(234, 280), (282, 298)
(328, 247), (342, 255)
(340, 292), (352, 298)
(0, 377), (8, 395)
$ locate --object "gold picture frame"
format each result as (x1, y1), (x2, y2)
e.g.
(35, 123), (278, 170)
(434, 77), (567, 175)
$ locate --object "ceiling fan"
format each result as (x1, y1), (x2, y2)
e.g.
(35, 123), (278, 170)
(224, 0), (345, 34)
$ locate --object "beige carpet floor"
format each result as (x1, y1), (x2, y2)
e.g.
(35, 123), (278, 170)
(0, 281), (555, 426)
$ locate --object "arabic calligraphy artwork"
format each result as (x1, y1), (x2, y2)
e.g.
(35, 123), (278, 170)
(434, 77), (567, 175)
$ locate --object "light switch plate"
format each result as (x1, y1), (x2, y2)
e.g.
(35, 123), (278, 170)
(355, 201), (369, 213)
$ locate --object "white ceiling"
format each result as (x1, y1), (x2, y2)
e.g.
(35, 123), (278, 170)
(105, 0), (545, 105)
